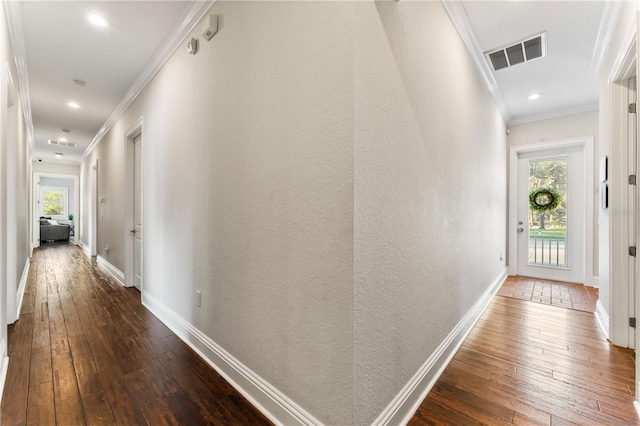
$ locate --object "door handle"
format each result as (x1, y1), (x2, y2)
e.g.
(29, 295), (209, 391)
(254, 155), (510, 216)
(130, 229), (136, 235)
(517, 228), (524, 233)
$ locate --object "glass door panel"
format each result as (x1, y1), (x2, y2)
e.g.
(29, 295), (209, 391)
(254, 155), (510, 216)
(528, 157), (568, 268)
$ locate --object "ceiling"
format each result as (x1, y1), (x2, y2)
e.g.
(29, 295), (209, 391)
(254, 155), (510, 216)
(21, 1), (191, 164)
(20, 1), (609, 164)
(460, 1), (605, 125)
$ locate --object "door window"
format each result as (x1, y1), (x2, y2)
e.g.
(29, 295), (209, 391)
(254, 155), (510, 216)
(528, 157), (568, 267)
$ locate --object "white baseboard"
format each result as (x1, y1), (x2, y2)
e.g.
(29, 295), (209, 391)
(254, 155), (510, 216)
(142, 290), (323, 426)
(79, 241), (92, 257)
(0, 339), (9, 403)
(96, 255), (125, 286)
(592, 276), (599, 288)
(595, 299), (610, 340)
(15, 258), (30, 320)
(372, 268), (508, 426)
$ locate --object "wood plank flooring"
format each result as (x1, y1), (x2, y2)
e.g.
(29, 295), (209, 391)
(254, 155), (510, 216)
(4, 244), (638, 425)
(409, 295), (639, 425)
(1, 244), (272, 426)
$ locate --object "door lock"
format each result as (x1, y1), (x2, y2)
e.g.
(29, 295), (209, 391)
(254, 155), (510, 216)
(518, 221), (523, 225)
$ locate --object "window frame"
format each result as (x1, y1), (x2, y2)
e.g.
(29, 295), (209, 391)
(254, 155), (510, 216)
(40, 185), (69, 219)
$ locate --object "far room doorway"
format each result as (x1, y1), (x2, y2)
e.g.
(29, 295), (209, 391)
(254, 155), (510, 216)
(33, 173), (79, 249)
(509, 137), (594, 286)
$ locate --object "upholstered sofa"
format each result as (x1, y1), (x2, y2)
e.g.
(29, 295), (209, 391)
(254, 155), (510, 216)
(40, 218), (70, 242)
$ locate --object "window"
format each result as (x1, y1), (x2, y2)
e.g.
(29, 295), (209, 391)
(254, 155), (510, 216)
(40, 186), (68, 218)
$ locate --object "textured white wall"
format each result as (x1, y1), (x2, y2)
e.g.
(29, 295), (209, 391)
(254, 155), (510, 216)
(80, 2), (354, 424)
(33, 161), (80, 175)
(509, 111), (598, 147)
(82, 123), (125, 267)
(508, 110), (599, 278)
(78, 1), (512, 423)
(353, 3), (507, 424)
(597, 4), (638, 321)
(0, 1), (30, 353)
(14, 100), (29, 279)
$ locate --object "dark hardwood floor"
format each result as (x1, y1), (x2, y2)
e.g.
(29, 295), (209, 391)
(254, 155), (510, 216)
(409, 294), (639, 425)
(4, 245), (639, 425)
(1, 244), (272, 426)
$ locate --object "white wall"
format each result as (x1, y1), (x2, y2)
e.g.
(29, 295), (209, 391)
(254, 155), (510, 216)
(353, 2), (507, 424)
(509, 111), (599, 147)
(0, 0), (30, 384)
(39, 176), (76, 219)
(79, 1), (509, 423)
(33, 161), (80, 175)
(81, 2), (354, 424)
(597, 4), (638, 327)
(508, 110), (599, 279)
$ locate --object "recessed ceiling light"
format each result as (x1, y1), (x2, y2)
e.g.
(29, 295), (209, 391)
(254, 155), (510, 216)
(89, 15), (110, 27)
(73, 79), (86, 86)
(62, 129), (70, 133)
(65, 102), (80, 109)
(59, 137), (68, 142)
(54, 153), (63, 159)
(528, 93), (542, 100)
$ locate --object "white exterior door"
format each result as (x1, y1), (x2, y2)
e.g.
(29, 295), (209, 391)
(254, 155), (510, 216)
(516, 145), (585, 283)
(133, 136), (142, 290)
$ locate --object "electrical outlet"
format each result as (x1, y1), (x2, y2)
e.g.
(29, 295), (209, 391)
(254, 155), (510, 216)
(196, 291), (201, 307)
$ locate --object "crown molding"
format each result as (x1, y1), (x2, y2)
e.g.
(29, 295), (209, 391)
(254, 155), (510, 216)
(82, 0), (215, 160)
(607, 18), (636, 84)
(4, 1), (34, 155)
(589, 0), (623, 74)
(508, 103), (599, 127)
(441, 0), (511, 124)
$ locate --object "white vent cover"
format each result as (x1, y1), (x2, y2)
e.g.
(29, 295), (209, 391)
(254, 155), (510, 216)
(48, 139), (77, 147)
(485, 33), (547, 72)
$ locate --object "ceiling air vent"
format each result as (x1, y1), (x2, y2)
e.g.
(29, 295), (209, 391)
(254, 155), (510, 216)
(48, 139), (77, 148)
(485, 33), (547, 72)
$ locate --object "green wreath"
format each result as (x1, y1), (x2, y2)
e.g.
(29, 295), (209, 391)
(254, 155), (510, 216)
(529, 187), (560, 212)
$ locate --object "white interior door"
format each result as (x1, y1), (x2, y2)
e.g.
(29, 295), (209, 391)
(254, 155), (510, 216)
(516, 145), (585, 283)
(90, 161), (98, 256)
(133, 136), (142, 291)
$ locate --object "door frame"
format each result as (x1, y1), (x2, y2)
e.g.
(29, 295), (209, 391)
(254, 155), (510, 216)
(32, 172), (80, 249)
(124, 117), (144, 290)
(608, 29), (637, 349)
(607, 17), (640, 408)
(90, 160), (98, 257)
(508, 136), (594, 285)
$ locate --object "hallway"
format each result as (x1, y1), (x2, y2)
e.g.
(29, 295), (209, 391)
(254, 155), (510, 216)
(410, 294), (638, 425)
(0, 245), (271, 425)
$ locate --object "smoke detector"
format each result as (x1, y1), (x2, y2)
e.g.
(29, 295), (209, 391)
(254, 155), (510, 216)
(485, 33), (547, 72)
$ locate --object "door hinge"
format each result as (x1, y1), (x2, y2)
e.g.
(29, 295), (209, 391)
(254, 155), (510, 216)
(629, 246), (637, 257)
(630, 175), (637, 185)
(631, 318), (636, 328)
(630, 102), (637, 113)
